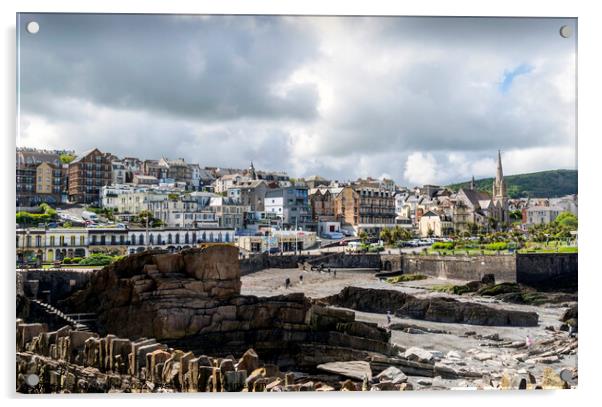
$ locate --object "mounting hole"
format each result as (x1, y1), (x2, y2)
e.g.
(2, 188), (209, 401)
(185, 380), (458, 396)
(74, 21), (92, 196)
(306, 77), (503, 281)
(25, 373), (39, 387)
(26, 21), (40, 34)
(559, 25), (572, 38)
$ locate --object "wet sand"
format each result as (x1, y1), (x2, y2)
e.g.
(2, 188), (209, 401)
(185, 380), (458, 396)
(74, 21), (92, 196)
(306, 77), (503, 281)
(242, 268), (578, 384)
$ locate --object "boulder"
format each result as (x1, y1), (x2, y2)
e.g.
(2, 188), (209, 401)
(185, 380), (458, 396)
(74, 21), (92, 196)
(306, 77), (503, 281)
(404, 347), (434, 363)
(376, 366), (408, 384)
(317, 361), (372, 381)
(324, 286), (538, 327)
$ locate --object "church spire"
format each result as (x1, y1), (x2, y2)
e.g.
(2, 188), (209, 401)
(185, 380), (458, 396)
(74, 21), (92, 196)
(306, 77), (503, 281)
(470, 175), (475, 190)
(249, 161), (257, 180)
(493, 150), (506, 198)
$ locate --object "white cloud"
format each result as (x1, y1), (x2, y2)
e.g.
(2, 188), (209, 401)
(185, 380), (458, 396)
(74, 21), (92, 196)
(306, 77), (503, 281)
(403, 152), (439, 186)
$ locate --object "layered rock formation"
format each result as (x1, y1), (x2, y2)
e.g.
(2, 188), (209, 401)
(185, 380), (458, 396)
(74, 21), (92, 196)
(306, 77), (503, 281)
(16, 320), (576, 393)
(322, 286), (539, 327)
(60, 245), (392, 368)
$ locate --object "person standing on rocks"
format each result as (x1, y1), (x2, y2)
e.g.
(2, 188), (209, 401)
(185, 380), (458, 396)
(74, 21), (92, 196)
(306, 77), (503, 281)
(333, 269), (336, 279)
(285, 278), (291, 289)
(299, 275), (303, 285)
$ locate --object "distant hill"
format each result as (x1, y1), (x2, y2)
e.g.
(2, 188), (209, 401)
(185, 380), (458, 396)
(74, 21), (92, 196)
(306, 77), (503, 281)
(447, 169), (577, 199)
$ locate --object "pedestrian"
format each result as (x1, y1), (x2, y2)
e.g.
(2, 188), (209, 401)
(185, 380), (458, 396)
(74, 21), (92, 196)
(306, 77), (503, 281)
(285, 277), (290, 289)
(525, 335), (533, 348)
(386, 310), (392, 325)
(333, 269), (337, 278)
(299, 274), (303, 285)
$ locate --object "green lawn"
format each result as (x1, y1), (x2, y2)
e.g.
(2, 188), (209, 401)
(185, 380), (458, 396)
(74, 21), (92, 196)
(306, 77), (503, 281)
(41, 264), (102, 269)
(426, 244), (577, 256)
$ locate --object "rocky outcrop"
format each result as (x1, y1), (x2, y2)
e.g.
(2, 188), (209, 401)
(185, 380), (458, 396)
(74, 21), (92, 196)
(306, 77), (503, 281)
(15, 322), (395, 393)
(59, 246), (392, 369)
(322, 286), (539, 327)
(16, 321), (577, 393)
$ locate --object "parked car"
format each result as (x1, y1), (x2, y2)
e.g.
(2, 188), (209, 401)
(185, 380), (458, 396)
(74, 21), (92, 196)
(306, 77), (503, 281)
(369, 243), (385, 252)
(263, 247), (280, 255)
(321, 231), (344, 240)
(82, 210), (99, 221)
(346, 241), (364, 253)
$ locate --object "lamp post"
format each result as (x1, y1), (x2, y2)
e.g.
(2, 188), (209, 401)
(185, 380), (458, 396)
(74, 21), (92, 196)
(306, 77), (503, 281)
(295, 216), (298, 255)
(145, 211), (149, 251)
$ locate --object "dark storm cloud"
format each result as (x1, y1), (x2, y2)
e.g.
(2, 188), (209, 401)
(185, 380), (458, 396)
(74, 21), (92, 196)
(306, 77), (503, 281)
(19, 14), (320, 121)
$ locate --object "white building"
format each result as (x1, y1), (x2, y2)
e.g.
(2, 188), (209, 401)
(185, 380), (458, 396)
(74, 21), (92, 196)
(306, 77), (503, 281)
(523, 206), (564, 226)
(188, 163), (202, 191)
(214, 173), (247, 193)
(111, 161), (126, 185)
(265, 195), (284, 219)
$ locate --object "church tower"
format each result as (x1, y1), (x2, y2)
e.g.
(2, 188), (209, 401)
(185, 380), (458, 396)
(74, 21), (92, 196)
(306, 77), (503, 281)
(249, 162), (257, 180)
(492, 150), (508, 224)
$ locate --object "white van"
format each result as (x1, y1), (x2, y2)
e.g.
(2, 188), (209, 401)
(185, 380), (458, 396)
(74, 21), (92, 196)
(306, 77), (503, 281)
(347, 241), (363, 253)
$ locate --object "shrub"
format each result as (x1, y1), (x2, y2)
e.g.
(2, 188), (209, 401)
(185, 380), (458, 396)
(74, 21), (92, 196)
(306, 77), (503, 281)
(484, 242), (508, 251)
(368, 245), (385, 253)
(432, 242), (454, 250)
(78, 253), (116, 266)
(62, 257), (72, 264)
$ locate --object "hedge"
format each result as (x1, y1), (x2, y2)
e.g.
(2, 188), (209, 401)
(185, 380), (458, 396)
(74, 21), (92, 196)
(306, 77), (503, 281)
(483, 242), (508, 251)
(78, 253), (116, 266)
(432, 242), (454, 250)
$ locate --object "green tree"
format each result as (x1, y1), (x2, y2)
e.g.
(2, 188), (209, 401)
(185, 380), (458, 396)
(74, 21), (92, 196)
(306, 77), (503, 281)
(555, 212), (577, 230)
(59, 153), (76, 164)
(358, 231), (368, 243)
(379, 228), (393, 245)
(136, 210), (163, 228)
(509, 210), (522, 221)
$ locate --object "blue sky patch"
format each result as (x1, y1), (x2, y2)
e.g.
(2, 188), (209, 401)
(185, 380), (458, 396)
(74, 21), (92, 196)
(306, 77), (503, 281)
(499, 64), (534, 93)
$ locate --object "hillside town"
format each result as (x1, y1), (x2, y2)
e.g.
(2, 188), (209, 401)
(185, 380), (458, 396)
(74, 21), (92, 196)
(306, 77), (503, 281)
(16, 146), (577, 265)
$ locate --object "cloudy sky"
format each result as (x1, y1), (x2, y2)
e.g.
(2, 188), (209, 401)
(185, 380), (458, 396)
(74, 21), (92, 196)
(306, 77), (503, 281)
(17, 14), (577, 186)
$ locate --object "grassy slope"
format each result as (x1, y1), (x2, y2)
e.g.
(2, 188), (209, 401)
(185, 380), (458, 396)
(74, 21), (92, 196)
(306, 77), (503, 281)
(447, 169), (577, 198)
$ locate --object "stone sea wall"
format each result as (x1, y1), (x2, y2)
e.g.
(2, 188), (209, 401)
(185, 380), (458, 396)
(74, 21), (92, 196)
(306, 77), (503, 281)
(516, 253), (577, 291)
(401, 255), (517, 283)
